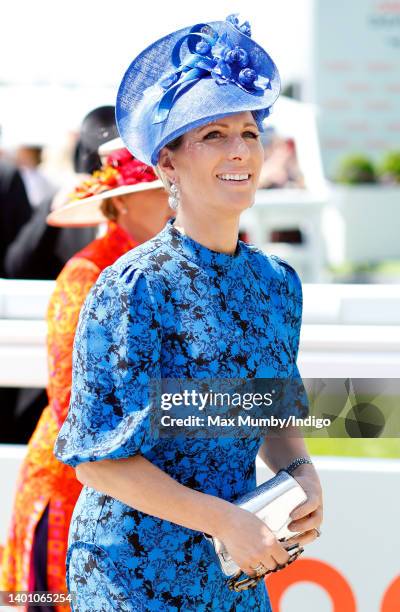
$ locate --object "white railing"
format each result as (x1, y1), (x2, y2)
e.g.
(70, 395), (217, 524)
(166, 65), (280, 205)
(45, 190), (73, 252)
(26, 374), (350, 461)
(1, 280), (400, 385)
(3, 279), (400, 323)
(0, 279), (54, 320)
(2, 320), (400, 386)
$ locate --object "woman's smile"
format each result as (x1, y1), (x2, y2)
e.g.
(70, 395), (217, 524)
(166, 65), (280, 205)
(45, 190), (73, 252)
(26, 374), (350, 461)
(216, 172), (252, 186)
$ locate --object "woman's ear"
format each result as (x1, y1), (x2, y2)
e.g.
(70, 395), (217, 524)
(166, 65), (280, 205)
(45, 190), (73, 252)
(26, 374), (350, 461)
(158, 147), (177, 184)
(110, 195), (128, 216)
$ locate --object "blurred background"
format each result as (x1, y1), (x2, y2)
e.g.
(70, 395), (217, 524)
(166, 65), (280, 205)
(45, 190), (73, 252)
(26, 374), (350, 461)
(1, 1), (399, 611)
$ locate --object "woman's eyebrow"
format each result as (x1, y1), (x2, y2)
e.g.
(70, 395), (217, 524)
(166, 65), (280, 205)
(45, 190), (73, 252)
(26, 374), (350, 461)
(196, 122), (258, 133)
(196, 123), (228, 132)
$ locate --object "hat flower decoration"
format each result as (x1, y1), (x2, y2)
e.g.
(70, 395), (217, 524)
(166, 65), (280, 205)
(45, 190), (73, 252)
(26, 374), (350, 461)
(154, 14), (271, 123)
(116, 13), (281, 166)
(46, 140), (163, 227)
(73, 149), (157, 200)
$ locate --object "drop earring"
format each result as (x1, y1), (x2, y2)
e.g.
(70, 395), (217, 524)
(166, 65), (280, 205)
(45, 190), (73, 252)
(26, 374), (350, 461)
(168, 183), (180, 210)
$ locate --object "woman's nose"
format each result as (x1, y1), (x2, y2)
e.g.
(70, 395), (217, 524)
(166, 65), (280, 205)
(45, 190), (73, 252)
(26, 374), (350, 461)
(226, 136), (250, 161)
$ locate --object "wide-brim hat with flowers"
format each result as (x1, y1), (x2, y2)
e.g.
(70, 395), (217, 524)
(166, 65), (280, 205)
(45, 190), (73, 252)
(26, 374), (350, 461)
(47, 138), (163, 227)
(116, 13), (280, 166)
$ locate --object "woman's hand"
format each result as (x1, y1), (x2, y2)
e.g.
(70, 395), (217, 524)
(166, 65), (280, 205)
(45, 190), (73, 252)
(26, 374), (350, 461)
(215, 506), (291, 576)
(286, 464), (323, 548)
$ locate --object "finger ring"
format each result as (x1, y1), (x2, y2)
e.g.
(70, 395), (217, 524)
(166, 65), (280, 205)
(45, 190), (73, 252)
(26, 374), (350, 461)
(250, 562), (265, 576)
(286, 543), (300, 555)
(314, 527), (321, 538)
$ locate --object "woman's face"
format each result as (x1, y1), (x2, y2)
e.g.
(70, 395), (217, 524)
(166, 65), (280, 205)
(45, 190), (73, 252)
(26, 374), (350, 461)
(160, 111), (264, 218)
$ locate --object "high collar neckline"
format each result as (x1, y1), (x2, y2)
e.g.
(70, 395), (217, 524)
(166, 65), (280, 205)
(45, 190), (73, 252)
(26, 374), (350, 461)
(163, 218), (243, 270)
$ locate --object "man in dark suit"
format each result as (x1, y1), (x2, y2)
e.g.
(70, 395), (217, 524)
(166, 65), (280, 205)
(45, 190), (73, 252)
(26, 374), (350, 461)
(0, 159), (32, 277)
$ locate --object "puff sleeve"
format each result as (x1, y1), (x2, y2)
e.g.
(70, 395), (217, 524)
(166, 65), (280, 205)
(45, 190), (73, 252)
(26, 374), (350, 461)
(54, 265), (162, 467)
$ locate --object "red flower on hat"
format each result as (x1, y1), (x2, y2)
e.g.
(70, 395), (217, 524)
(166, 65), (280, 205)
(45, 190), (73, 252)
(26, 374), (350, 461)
(118, 162), (157, 185)
(108, 148), (133, 167)
(70, 149), (157, 200)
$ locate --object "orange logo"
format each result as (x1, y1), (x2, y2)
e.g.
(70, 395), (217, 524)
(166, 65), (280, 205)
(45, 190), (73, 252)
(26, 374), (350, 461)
(381, 576), (400, 612)
(266, 558), (357, 612)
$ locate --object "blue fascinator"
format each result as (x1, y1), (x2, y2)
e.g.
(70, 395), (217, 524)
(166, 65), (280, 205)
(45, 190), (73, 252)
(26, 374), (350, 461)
(116, 14), (281, 166)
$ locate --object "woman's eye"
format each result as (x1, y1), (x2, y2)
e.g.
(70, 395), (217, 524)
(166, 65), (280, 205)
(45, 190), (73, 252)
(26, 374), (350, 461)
(203, 131), (222, 140)
(203, 130), (259, 140)
(243, 131), (259, 139)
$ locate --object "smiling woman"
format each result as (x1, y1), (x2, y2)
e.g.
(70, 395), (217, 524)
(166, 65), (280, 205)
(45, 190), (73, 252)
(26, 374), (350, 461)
(54, 13), (323, 612)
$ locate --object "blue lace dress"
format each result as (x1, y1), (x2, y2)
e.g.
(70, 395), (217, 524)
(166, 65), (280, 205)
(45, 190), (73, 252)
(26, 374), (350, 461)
(55, 219), (307, 612)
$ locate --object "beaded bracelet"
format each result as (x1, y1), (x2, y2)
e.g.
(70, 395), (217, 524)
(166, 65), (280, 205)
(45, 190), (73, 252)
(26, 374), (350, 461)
(284, 457), (313, 475)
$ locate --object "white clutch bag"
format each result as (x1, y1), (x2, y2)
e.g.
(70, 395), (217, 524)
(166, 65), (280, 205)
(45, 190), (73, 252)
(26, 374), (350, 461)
(204, 470), (307, 580)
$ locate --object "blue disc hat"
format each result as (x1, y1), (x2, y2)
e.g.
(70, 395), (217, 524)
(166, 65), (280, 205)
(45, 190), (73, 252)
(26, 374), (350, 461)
(116, 14), (281, 166)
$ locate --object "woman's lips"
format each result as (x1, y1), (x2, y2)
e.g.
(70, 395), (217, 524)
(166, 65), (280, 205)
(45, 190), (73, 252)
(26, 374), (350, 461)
(216, 173), (251, 184)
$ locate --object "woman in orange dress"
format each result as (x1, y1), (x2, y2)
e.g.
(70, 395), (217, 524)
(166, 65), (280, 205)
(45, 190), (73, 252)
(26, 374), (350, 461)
(0, 139), (170, 611)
